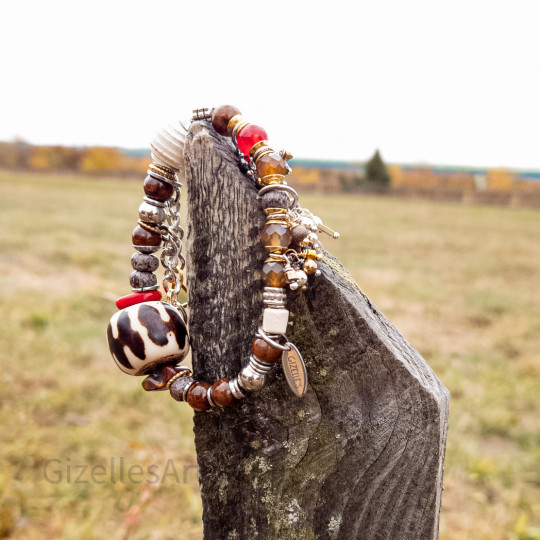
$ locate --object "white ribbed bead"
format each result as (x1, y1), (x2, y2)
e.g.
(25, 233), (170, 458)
(150, 123), (185, 172)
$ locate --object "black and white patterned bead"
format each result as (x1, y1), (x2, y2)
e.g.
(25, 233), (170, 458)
(107, 301), (189, 376)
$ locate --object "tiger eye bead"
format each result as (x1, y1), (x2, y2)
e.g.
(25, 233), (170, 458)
(256, 152), (288, 180)
(260, 223), (292, 252)
(211, 378), (235, 408)
(143, 175), (174, 202)
(132, 225), (161, 253)
(212, 105), (241, 136)
(252, 337), (282, 363)
(262, 261), (287, 287)
(186, 381), (212, 411)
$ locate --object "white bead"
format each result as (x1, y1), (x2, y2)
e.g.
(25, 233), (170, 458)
(150, 123), (185, 172)
(262, 308), (289, 334)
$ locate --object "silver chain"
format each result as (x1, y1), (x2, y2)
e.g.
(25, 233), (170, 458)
(161, 176), (187, 318)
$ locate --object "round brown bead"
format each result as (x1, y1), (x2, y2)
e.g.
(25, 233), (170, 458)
(144, 175), (174, 202)
(212, 105), (241, 136)
(252, 338), (282, 363)
(186, 381), (211, 411)
(211, 378), (235, 408)
(262, 261), (287, 287)
(259, 190), (292, 210)
(291, 225), (310, 246)
(132, 225), (161, 247)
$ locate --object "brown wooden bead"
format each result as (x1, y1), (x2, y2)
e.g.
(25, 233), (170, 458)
(132, 225), (161, 247)
(212, 105), (241, 136)
(186, 381), (211, 411)
(256, 152), (288, 179)
(262, 261), (287, 287)
(211, 378), (235, 408)
(252, 337), (282, 363)
(260, 223), (292, 251)
(259, 190), (292, 210)
(144, 175), (174, 202)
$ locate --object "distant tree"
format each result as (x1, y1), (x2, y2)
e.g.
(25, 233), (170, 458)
(365, 149), (390, 186)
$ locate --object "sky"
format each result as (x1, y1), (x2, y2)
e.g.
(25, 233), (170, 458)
(1, 0), (539, 169)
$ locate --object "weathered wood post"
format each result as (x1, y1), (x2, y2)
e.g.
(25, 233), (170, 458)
(184, 120), (449, 540)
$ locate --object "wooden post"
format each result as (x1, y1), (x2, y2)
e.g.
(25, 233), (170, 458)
(184, 121), (449, 540)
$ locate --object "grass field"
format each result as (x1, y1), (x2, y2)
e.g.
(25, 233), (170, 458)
(0, 171), (539, 540)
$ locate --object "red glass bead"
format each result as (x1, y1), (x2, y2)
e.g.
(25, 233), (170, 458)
(236, 124), (268, 157)
(115, 290), (162, 309)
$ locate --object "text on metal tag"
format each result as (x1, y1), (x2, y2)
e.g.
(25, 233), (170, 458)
(282, 343), (308, 397)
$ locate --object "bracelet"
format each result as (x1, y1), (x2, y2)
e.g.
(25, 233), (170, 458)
(106, 105), (339, 411)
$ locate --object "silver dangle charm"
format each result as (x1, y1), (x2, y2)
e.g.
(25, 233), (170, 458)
(282, 342), (308, 397)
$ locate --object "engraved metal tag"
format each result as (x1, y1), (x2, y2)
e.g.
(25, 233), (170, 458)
(282, 343), (308, 397)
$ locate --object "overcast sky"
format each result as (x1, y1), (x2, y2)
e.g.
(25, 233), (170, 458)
(1, 0), (539, 169)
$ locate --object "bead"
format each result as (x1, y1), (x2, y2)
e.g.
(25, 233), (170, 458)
(130, 271), (157, 289)
(144, 175), (174, 201)
(259, 190), (292, 210)
(238, 366), (266, 392)
(291, 225), (310, 246)
(139, 201), (166, 225)
(262, 308), (289, 334)
(262, 261), (287, 287)
(303, 260), (318, 274)
(142, 365), (189, 392)
(150, 124), (185, 171)
(295, 270), (308, 288)
(131, 253), (159, 272)
(237, 124), (268, 158)
(107, 301), (189, 376)
(132, 225), (161, 253)
(256, 152), (288, 181)
(211, 378), (235, 408)
(211, 105), (241, 136)
(186, 382), (212, 411)
(170, 376), (196, 402)
(252, 337), (282, 363)
(116, 290), (162, 309)
(260, 223), (292, 252)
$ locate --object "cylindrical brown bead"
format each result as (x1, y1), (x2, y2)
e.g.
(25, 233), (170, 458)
(252, 337), (282, 363)
(262, 261), (287, 287)
(131, 253), (159, 272)
(132, 225), (161, 247)
(144, 175), (174, 202)
(211, 378), (235, 408)
(186, 381), (211, 411)
(211, 105), (241, 136)
(129, 271), (157, 289)
(259, 190), (292, 210)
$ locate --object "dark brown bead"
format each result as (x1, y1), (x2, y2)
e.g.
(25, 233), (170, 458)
(129, 271), (157, 288)
(262, 261), (287, 287)
(142, 365), (185, 392)
(132, 225), (161, 247)
(291, 225), (310, 245)
(186, 381), (211, 411)
(144, 175), (174, 202)
(211, 378), (235, 408)
(212, 105), (241, 136)
(252, 337), (282, 363)
(259, 190), (292, 210)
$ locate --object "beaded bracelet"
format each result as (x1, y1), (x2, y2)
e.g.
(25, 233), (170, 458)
(106, 105), (339, 411)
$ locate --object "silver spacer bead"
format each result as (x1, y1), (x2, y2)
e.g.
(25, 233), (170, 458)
(206, 386), (216, 408)
(229, 377), (246, 399)
(192, 107), (213, 122)
(131, 284), (160, 292)
(138, 201), (166, 225)
(143, 196), (167, 208)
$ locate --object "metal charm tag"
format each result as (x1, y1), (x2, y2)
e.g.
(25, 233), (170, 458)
(282, 343), (308, 397)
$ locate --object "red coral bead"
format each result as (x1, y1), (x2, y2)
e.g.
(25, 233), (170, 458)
(115, 290), (162, 309)
(236, 124), (268, 158)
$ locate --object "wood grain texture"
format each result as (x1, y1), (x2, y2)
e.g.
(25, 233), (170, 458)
(184, 121), (449, 540)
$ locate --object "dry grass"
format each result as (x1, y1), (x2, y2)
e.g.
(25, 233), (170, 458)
(0, 172), (539, 539)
